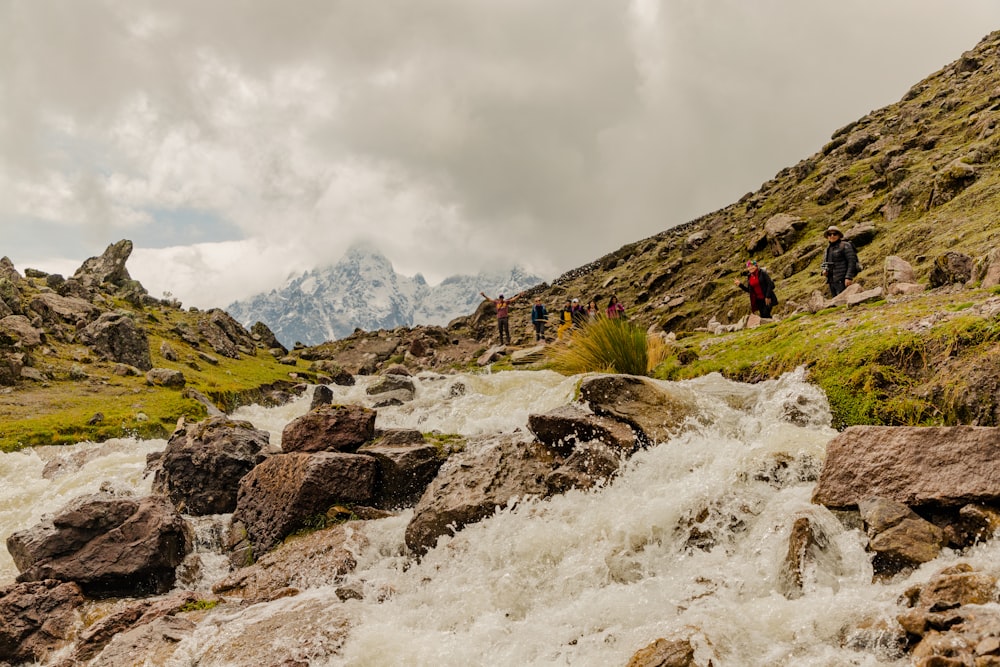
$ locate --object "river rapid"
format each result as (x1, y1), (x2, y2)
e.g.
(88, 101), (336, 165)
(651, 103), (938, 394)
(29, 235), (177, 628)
(2, 368), (993, 666)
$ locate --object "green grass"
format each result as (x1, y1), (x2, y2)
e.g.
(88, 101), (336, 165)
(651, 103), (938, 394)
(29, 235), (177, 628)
(547, 317), (666, 376)
(651, 290), (1000, 428)
(1, 301), (298, 452)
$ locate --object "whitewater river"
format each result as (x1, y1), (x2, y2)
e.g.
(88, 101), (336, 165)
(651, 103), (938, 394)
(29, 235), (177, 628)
(2, 368), (994, 666)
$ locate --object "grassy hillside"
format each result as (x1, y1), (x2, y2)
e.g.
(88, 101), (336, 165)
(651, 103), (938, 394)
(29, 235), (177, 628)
(0, 271), (305, 452)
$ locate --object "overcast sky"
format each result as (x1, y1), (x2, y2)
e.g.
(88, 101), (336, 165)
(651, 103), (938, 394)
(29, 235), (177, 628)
(2, 1), (999, 308)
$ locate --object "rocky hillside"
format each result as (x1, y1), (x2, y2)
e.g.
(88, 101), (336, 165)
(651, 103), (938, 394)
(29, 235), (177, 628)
(299, 30), (1000, 428)
(0, 241), (308, 451)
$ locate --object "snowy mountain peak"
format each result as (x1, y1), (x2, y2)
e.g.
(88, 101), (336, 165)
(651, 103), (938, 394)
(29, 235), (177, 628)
(227, 250), (542, 347)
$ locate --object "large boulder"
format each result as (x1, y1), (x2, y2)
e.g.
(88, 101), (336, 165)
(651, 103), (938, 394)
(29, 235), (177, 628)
(544, 442), (624, 493)
(6, 494), (190, 597)
(78, 311), (152, 370)
(882, 255), (916, 290)
(28, 292), (99, 326)
(579, 374), (697, 445)
(231, 452), (379, 557)
(929, 251), (974, 287)
(366, 373), (416, 401)
(0, 580), (84, 665)
(213, 522), (365, 603)
(812, 426), (1000, 509)
(404, 436), (554, 555)
(859, 497), (945, 574)
(281, 404), (376, 453)
(251, 320), (288, 355)
(527, 404), (638, 455)
(145, 367), (186, 388)
(777, 515), (844, 600)
(65, 589), (202, 665)
(152, 417), (269, 515)
(0, 315), (44, 348)
(71, 239), (136, 291)
(197, 309), (256, 359)
(763, 213), (806, 256)
(358, 434), (444, 508)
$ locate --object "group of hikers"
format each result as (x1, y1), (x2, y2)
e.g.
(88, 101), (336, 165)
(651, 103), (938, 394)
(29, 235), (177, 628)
(478, 291), (627, 345)
(733, 224), (860, 319)
(482, 225), (861, 346)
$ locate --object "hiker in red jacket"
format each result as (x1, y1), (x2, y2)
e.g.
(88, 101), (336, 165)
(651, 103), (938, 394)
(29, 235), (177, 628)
(733, 260), (778, 318)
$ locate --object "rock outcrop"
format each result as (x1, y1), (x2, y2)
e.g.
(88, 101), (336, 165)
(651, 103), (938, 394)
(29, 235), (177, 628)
(78, 311), (152, 370)
(230, 452), (379, 557)
(280, 404), (376, 453)
(404, 436), (553, 555)
(152, 417), (269, 515)
(812, 425), (1000, 508)
(0, 580), (85, 665)
(6, 493), (190, 597)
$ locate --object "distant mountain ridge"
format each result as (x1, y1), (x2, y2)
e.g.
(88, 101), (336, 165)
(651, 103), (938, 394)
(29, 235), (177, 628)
(226, 244), (542, 347)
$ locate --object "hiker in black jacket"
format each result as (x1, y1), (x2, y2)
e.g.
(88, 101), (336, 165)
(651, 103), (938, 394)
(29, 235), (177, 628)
(821, 226), (859, 296)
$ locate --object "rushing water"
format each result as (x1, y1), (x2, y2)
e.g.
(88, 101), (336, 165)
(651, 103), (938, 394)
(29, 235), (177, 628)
(2, 369), (990, 665)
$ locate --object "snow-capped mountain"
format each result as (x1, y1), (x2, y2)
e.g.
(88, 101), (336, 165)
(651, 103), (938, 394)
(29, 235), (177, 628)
(226, 244), (543, 347)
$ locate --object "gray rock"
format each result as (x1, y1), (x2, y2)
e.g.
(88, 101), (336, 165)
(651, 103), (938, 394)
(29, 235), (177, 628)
(71, 239), (136, 291)
(404, 436), (553, 555)
(159, 341), (178, 361)
(232, 451), (379, 556)
(79, 311), (152, 370)
(545, 443), (623, 493)
(860, 497), (945, 573)
(366, 373), (416, 399)
(777, 515), (844, 600)
(359, 438), (443, 508)
(477, 345), (506, 366)
(883, 255), (916, 287)
(812, 425), (1000, 509)
(0, 315), (43, 347)
(29, 292), (99, 325)
(152, 417), (269, 515)
(527, 404), (638, 455)
(929, 251), (974, 287)
(6, 493), (190, 597)
(0, 580), (84, 665)
(281, 404), (376, 453)
(145, 368), (186, 388)
(579, 374), (697, 445)
(310, 385), (334, 409)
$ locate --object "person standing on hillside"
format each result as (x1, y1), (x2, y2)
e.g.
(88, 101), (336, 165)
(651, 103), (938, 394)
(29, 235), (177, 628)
(479, 291), (522, 345)
(821, 226), (860, 297)
(530, 297), (549, 342)
(556, 299), (575, 340)
(733, 260), (778, 318)
(606, 295), (626, 319)
(570, 298), (587, 328)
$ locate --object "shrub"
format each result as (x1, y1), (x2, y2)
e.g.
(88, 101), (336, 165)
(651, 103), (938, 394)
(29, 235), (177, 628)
(548, 317), (667, 376)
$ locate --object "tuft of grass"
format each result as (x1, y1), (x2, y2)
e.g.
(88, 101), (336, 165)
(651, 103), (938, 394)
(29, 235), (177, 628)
(547, 317), (666, 376)
(179, 599), (219, 613)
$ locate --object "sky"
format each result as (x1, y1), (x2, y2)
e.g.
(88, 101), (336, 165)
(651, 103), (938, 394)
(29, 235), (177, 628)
(2, 1), (1000, 309)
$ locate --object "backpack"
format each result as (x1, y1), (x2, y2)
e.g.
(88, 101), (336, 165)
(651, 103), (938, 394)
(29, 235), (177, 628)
(847, 241), (863, 271)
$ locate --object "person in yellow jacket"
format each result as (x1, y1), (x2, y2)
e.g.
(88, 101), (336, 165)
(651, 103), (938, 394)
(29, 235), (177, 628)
(556, 298), (575, 341)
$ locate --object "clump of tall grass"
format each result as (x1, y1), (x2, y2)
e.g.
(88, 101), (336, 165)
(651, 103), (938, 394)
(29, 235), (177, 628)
(548, 316), (667, 376)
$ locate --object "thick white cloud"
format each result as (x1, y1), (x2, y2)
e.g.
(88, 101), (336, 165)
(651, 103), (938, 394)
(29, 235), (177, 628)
(2, 0), (999, 308)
